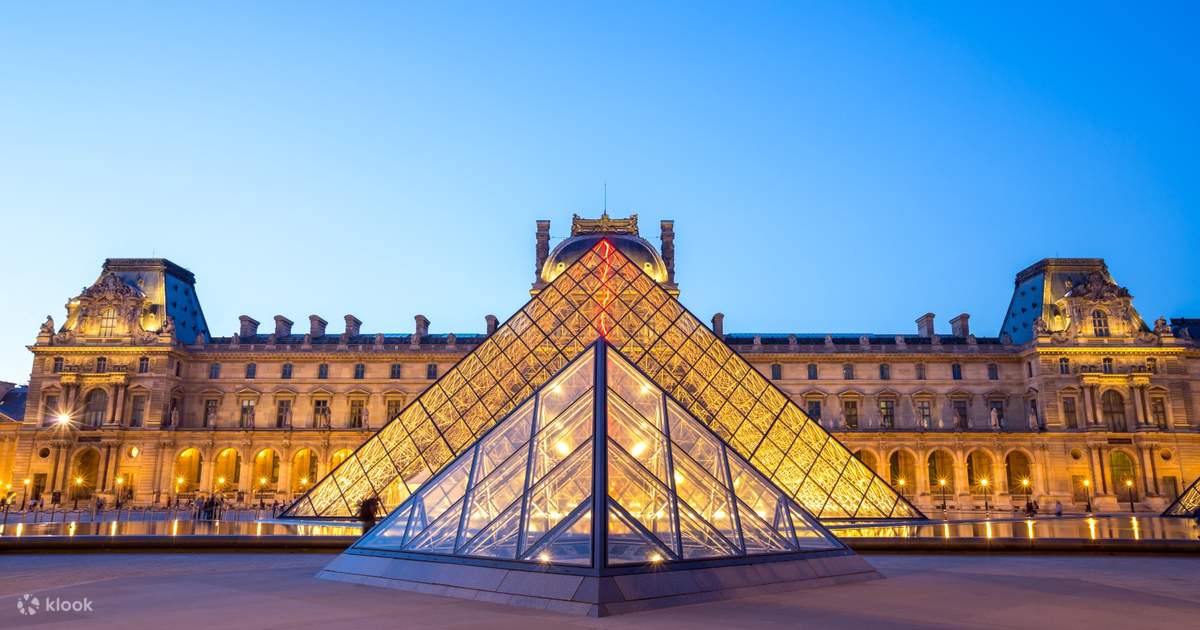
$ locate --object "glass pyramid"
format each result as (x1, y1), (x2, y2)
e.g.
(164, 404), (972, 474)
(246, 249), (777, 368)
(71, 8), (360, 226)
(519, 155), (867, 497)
(1163, 475), (1200, 517)
(353, 342), (843, 566)
(284, 239), (921, 521)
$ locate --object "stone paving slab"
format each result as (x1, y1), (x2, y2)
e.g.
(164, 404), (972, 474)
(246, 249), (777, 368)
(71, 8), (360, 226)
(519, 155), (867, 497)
(0, 553), (1198, 628)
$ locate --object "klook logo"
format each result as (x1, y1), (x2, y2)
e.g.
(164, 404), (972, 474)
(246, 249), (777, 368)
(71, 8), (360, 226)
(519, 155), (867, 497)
(15, 593), (93, 616)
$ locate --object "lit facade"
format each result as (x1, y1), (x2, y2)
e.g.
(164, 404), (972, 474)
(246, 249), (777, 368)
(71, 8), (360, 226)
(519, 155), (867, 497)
(2, 215), (1198, 514)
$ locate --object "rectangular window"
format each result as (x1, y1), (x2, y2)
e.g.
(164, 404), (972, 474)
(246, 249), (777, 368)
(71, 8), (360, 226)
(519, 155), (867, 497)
(209, 363), (220, 379)
(987, 363), (999, 380)
(953, 400), (969, 428)
(1102, 358), (1114, 374)
(1062, 397), (1078, 429)
(349, 400), (365, 428)
(1059, 358), (1070, 375)
(386, 399), (404, 420)
(96, 357), (107, 373)
(917, 400), (932, 428)
(42, 395), (59, 426)
(1151, 398), (1167, 428)
(770, 363), (782, 380)
(807, 363), (818, 380)
(354, 363), (365, 380)
(806, 400), (821, 421)
(239, 400), (255, 428)
(313, 399), (330, 427)
(879, 399), (895, 428)
(138, 357), (150, 373)
(390, 364), (402, 379)
(203, 399), (218, 427)
(879, 364), (890, 380)
(281, 363), (293, 379)
(129, 395), (146, 427)
(318, 364), (329, 379)
(844, 400), (859, 429)
(275, 400), (292, 428)
(52, 357), (64, 373)
(426, 363), (438, 380)
(1146, 358), (1158, 374)
(842, 364), (855, 380)
(915, 363), (926, 380)
(951, 363), (963, 380)
(245, 363), (257, 379)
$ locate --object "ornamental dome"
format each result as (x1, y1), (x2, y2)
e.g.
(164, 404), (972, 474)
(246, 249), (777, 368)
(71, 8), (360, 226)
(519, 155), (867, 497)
(540, 233), (668, 284)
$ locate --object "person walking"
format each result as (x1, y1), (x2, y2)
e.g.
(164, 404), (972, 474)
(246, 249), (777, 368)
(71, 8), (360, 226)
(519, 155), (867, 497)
(1054, 500), (1063, 517)
(358, 496), (380, 534)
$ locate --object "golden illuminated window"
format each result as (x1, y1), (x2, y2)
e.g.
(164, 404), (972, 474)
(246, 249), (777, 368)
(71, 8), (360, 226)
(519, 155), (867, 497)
(98, 307), (117, 337)
(1092, 310), (1110, 337)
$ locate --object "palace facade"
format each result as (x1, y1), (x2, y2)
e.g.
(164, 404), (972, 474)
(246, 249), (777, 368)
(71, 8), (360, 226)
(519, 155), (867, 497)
(2, 215), (1198, 514)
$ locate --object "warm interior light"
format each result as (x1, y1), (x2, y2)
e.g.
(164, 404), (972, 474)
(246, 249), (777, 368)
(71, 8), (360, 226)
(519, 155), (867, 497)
(673, 471), (684, 485)
(554, 441), (570, 456)
(130, 447), (140, 458)
(23, 478), (30, 485)
(713, 508), (726, 519)
(218, 477), (226, 485)
(259, 477), (267, 485)
(630, 442), (647, 457)
(116, 477), (124, 485)
(639, 384), (650, 395)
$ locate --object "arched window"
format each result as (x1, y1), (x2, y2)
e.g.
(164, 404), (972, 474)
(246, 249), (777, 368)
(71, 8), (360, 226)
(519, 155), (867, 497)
(1110, 451), (1138, 501)
(927, 450), (955, 494)
(1092, 310), (1110, 337)
(889, 451), (916, 496)
(84, 389), (108, 426)
(98, 307), (118, 337)
(1102, 390), (1127, 431)
(1005, 451), (1033, 497)
(854, 450), (878, 472)
(966, 450), (995, 494)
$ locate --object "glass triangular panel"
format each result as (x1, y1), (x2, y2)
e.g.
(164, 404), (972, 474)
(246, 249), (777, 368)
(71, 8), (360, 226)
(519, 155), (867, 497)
(403, 454), (472, 544)
(523, 505), (592, 566)
(728, 455), (781, 527)
(356, 502), (413, 551)
(607, 347), (664, 431)
(529, 388), (593, 485)
(607, 500), (674, 565)
(459, 500), (521, 560)
(522, 438), (593, 554)
(404, 496), (464, 554)
(677, 501), (739, 559)
(536, 345), (596, 425)
(669, 443), (738, 545)
(461, 443), (529, 542)
(607, 391), (669, 485)
(736, 498), (793, 555)
(473, 398), (534, 482)
(789, 503), (838, 549)
(607, 439), (678, 552)
(667, 399), (727, 483)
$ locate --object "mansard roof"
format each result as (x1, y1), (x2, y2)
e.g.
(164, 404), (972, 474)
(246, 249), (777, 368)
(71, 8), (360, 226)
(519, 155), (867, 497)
(0, 386), (27, 422)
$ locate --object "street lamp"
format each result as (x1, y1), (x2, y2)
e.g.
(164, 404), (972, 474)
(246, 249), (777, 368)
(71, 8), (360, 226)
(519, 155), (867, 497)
(1124, 479), (1135, 513)
(1082, 479), (1092, 513)
(73, 476), (83, 510)
(21, 478), (30, 511)
(1021, 478), (1031, 510)
(258, 476), (268, 507)
(56, 412), (72, 427)
(115, 477), (124, 508)
(980, 478), (990, 513)
(938, 478), (948, 511)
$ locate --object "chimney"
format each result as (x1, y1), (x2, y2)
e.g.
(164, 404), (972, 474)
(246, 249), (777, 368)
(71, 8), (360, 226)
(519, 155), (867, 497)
(309, 315), (327, 337)
(535, 220), (551, 280)
(485, 314), (499, 336)
(274, 315), (293, 337)
(711, 313), (724, 338)
(344, 314), (362, 337)
(413, 314), (430, 346)
(916, 313), (935, 338)
(660, 220), (676, 284)
(950, 313), (970, 338)
(238, 315), (260, 338)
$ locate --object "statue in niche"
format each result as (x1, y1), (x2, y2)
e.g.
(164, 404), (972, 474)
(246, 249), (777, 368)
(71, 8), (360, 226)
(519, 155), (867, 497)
(990, 407), (1001, 431)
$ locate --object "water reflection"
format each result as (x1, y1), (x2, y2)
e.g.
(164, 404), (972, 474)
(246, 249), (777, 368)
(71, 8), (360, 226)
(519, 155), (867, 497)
(831, 515), (1199, 542)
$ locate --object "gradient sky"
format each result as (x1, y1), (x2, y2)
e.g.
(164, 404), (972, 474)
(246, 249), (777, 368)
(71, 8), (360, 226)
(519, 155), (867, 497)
(1, 2), (1197, 383)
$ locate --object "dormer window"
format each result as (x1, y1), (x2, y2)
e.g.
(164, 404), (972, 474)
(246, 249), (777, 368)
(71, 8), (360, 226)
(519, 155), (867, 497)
(1092, 310), (1110, 337)
(99, 307), (117, 337)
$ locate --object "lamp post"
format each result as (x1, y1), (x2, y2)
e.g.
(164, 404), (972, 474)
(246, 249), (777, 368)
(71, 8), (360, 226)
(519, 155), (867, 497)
(1124, 479), (1135, 513)
(258, 477), (268, 508)
(938, 478), (948, 511)
(1021, 478), (1031, 512)
(175, 476), (184, 509)
(73, 476), (83, 510)
(21, 478), (30, 511)
(980, 478), (990, 514)
(1082, 479), (1093, 513)
(115, 477), (124, 509)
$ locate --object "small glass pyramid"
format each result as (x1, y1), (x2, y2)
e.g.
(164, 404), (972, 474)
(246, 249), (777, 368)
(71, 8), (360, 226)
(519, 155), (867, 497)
(1163, 475), (1200, 517)
(354, 342), (842, 566)
(285, 238), (921, 522)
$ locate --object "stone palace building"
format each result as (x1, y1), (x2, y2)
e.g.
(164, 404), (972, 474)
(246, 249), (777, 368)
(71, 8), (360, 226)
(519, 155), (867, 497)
(1, 215), (1198, 514)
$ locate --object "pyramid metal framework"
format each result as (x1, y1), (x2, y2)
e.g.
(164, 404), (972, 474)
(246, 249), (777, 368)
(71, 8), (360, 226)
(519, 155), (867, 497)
(284, 239), (922, 521)
(1163, 475), (1200, 517)
(352, 343), (843, 566)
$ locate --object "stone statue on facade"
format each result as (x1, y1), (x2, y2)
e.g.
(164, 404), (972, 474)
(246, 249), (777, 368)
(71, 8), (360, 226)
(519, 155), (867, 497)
(40, 315), (55, 336)
(1033, 317), (1049, 336)
(161, 315), (175, 337)
(990, 407), (1000, 431)
(1154, 316), (1170, 336)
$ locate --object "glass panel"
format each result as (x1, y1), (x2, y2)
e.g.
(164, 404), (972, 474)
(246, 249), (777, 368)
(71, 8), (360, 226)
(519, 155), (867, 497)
(728, 455), (780, 525)
(668, 400), (726, 482)
(522, 440), (593, 553)
(524, 505), (592, 566)
(670, 445), (738, 545)
(473, 399), (535, 482)
(606, 347), (664, 430)
(404, 497), (464, 554)
(462, 444), (529, 542)
(356, 503), (413, 551)
(404, 454), (472, 543)
(537, 347), (595, 424)
(607, 392), (669, 484)
(736, 498), (792, 554)
(788, 503), (836, 547)
(607, 440), (677, 551)
(459, 501), (521, 560)
(607, 500), (673, 565)
(530, 390), (594, 486)
(677, 500), (739, 559)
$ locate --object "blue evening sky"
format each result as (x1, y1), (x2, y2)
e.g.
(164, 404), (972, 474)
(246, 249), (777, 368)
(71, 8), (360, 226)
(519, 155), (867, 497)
(1, 2), (1197, 382)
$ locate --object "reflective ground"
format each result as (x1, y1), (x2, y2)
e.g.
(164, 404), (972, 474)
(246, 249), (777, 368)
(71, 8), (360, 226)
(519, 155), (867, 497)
(0, 519), (358, 538)
(829, 513), (1200, 542)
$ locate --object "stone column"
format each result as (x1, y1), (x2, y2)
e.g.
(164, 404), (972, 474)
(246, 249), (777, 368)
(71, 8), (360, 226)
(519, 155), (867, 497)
(277, 457), (292, 499)
(198, 449), (214, 495)
(49, 444), (62, 492)
(99, 445), (112, 491)
(914, 449), (930, 501)
(953, 450), (970, 500)
(113, 385), (127, 425)
(1136, 446), (1152, 495)
(1082, 386), (1095, 426)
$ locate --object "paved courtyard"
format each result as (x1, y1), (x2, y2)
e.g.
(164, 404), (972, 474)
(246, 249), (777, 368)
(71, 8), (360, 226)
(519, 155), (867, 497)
(0, 552), (1197, 628)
